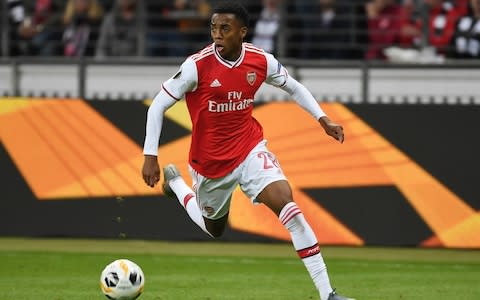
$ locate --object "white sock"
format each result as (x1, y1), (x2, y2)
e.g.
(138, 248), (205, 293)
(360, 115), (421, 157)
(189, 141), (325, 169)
(279, 202), (333, 300)
(169, 177), (212, 237)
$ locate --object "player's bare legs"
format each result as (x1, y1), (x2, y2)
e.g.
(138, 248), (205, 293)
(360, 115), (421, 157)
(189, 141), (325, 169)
(162, 164), (230, 238)
(203, 213), (229, 237)
(257, 180), (353, 300)
(256, 180), (293, 215)
(162, 164), (214, 237)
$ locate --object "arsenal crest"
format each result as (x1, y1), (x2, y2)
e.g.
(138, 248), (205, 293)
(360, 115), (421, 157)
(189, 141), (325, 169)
(246, 71), (257, 86)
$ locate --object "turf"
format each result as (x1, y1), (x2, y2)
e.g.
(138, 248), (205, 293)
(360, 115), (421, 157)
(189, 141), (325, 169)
(0, 238), (479, 300)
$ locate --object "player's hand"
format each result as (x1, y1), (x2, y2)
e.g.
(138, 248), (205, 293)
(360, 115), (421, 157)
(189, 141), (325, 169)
(142, 155), (161, 187)
(319, 116), (344, 143)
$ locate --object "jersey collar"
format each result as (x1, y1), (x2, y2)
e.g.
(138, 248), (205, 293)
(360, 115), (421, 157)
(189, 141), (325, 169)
(213, 43), (245, 69)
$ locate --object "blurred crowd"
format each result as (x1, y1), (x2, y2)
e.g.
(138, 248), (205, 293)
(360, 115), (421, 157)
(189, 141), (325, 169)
(1, 0), (479, 60)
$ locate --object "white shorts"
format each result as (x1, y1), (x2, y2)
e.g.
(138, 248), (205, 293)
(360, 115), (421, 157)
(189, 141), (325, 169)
(189, 140), (287, 220)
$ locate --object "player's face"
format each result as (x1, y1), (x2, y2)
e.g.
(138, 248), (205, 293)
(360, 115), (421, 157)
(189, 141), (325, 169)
(74, 0), (90, 12)
(423, 0), (441, 6)
(472, 0), (480, 16)
(210, 13), (247, 61)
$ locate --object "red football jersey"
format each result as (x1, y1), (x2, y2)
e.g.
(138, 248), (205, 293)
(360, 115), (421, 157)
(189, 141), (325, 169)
(187, 44), (266, 178)
(145, 43), (325, 174)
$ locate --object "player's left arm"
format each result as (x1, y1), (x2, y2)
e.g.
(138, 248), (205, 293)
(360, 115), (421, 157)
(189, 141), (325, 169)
(264, 54), (344, 143)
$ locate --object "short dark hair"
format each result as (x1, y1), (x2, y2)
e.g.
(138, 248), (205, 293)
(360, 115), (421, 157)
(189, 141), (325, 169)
(212, 1), (249, 27)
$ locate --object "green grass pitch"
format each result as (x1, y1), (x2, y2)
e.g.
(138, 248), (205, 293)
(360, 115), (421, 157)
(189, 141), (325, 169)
(0, 238), (479, 299)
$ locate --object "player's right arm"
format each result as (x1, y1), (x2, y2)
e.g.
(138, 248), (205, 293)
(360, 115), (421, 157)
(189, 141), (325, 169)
(142, 58), (198, 187)
(142, 90), (176, 187)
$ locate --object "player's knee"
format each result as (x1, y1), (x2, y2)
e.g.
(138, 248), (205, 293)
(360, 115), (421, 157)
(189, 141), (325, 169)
(204, 215), (228, 238)
(282, 189), (293, 202)
(277, 189), (293, 209)
(207, 225), (226, 238)
(260, 180), (294, 214)
(209, 229), (224, 238)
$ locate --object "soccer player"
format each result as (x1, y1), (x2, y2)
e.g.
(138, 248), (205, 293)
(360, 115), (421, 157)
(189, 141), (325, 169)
(142, 2), (354, 300)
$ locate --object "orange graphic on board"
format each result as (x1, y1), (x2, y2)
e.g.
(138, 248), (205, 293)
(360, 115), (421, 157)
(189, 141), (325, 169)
(252, 103), (478, 248)
(0, 99), (158, 198)
(0, 99), (478, 247)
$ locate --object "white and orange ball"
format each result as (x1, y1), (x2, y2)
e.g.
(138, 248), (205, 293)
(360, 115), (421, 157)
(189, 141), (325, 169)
(100, 259), (145, 300)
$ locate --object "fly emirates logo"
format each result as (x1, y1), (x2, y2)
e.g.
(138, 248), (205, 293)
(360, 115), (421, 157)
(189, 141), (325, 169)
(208, 91), (254, 113)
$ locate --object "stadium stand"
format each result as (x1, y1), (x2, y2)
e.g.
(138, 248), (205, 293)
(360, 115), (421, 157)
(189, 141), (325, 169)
(0, 0), (477, 60)
(1, 0), (479, 103)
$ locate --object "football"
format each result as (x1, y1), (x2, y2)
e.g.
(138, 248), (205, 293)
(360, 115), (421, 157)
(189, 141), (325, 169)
(100, 259), (145, 300)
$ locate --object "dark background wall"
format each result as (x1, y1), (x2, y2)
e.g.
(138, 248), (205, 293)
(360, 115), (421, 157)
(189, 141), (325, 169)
(347, 104), (479, 212)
